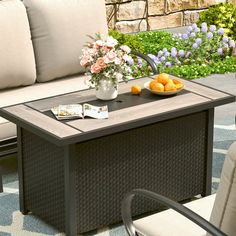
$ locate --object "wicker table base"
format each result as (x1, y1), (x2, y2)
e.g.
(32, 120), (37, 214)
(18, 110), (213, 234)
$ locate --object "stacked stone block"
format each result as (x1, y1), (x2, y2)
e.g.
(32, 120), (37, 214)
(105, 0), (233, 33)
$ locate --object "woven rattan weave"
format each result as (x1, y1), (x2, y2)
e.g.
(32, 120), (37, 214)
(22, 111), (207, 233)
(0, 76), (234, 235)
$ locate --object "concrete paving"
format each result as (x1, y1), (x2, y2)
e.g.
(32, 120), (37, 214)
(194, 73), (236, 125)
(195, 74), (236, 188)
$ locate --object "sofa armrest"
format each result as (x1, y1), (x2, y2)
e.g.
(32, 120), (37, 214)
(0, 172), (3, 193)
(122, 189), (226, 236)
(0, 137), (17, 158)
(130, 50), (158, 75)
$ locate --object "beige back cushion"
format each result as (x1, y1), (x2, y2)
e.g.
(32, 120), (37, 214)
(23, 0), (108, 82)
(208, 141), (236, 236)
(0, 0), (36, 90)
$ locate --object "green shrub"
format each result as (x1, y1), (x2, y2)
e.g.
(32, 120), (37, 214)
(109, 30), (176, 55)
(108, 29), (145, 53)
(161, 57), (236, 80)
(136, 31), (177, 54)
(197, 3), (236, 38)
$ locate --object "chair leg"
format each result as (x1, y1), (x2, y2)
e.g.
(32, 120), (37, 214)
(0, 173), (3, 192)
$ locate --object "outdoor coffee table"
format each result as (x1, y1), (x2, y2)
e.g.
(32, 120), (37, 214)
(0, 76), (234, 235)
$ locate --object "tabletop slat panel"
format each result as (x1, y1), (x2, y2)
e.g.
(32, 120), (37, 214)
(26, 92), (94, 112)
(67, 93), (210, 132)
(3, 105), (80, 138)
(26, 78), (151, 112)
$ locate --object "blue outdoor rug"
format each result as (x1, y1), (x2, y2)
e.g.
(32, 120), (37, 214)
(0, 122), (235, 236)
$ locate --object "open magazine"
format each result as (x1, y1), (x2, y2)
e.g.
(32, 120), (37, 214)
(51, 103), (108, 120)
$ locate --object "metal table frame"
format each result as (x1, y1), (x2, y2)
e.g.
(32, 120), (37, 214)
(0, 77), (234, 235)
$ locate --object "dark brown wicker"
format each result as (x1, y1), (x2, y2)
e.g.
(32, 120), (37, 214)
(21, 111), (209, 234)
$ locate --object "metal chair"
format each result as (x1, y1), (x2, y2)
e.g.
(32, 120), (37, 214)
(122, 141), (236, 236)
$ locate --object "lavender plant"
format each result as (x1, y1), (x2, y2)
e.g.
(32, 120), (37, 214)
(148, 22), (236, 71)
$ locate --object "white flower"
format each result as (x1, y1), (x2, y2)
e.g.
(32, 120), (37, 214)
(115, 72), (123, 80)
(104, 72), (110, 77)
(120, 45), (131, 54)
(123, 54), (132, 62)
(88, 48), (96, 55)
(114, 57), (121, 65)
(82, 48), (90, 55)
(126, 75), (133, 80)
(106, 36), (118, 48)
(95, 40), (105, 47)
(126, 67), (132, 74)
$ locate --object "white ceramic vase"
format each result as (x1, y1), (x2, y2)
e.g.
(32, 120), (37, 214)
(95, 80), (118, 100)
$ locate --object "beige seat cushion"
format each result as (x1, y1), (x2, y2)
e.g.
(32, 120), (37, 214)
(0, 117), (16, 141)
(208, 141), (236, 236)
(134, 194), (216, 236)
(0, 0), (36, 90)
(23, 0), (108, 82)
(0, 74), (90, 141)
(0, 74), (90, 108)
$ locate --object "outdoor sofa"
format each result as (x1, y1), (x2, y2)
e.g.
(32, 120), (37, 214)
(0, 0), (157, 190)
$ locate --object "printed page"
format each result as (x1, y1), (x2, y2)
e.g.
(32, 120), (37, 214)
(51, 104), (83, 120)
(83, 103), (108, 119)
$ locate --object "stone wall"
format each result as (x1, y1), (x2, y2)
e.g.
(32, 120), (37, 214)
(105, 0), (235, 33)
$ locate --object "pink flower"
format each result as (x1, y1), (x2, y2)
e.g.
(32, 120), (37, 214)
(105, 51), (117, 62)
(95, 40), (104, 48)
(91, 63), (101, 74)
(87, 42), (94, 48)
(96, 57), (107, 68)
(80, 56), (90, 67)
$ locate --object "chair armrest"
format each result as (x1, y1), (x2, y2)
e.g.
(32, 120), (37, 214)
(130, 50), (159, 75)
(122, 189), (227, 236)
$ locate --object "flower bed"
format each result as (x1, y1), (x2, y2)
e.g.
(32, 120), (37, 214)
(147, 23), (236, 79)
(110, 21), (236, 80)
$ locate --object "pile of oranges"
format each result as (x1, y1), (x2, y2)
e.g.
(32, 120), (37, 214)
(149, 73), (184, 92)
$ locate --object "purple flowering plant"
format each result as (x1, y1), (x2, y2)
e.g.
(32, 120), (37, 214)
(148, 22), (236, 70)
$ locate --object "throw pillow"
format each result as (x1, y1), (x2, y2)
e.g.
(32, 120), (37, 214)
(0, 0), (36, 89)
(23, 0), (108, 82)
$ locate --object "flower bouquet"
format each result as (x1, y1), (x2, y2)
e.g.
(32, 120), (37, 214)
(80, 34), (133, 100)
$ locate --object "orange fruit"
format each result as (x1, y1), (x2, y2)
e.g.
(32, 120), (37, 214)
(175, 83), (184, 90)
(151, 82), (164, 92)
(173, 79), (184, 89)
(164, 82), (176, 91)
(173, 79), (181, 84)
(149, 80), (158, 90)
(155, 73), (171, 85)
(131, 85), (141, 95)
